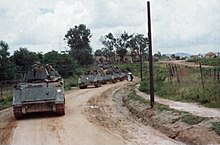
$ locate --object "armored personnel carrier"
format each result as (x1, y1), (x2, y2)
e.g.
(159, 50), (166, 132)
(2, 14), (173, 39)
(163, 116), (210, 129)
(12, 64), (65, 119)
(109, 67), (127, 82)
(116, 69), (127, 81)
(102, 69), (117, 84)
(78, 69), (103, 89)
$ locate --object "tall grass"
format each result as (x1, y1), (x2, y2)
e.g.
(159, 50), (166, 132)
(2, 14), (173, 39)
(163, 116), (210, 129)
(0, 96), (12, 110)
(139, 63), (220, 108)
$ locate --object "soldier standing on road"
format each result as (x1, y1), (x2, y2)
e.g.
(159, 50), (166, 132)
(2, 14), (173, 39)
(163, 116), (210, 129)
(127, 68), (133, 81)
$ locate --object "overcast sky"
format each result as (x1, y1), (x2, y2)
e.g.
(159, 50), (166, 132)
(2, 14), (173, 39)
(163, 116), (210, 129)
(0, 0), (219, 55)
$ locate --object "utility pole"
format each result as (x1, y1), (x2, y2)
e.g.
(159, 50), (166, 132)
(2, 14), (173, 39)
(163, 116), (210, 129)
(147, 1), (155, 108)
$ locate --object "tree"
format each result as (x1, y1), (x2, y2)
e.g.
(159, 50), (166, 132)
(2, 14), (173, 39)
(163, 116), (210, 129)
(154, 51), (161, 58)
(0, 41), (16, 80)
(44, 50), (77, 78)
(94, 49), (103, 56)
(64, 24), (93, 66)
(128, 34), (148, 80)
(129, 34), (148, 61)
(100, 33), (116, 61)
(115, 31), (133, 61)
(12, 47), (40, 72)
(171, 54), (176, 58)
(0, 41), (10, 59)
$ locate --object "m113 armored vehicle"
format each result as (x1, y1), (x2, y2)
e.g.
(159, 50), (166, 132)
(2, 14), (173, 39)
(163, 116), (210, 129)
(78, 69), (103, 89)
(12, 64), (65, 119)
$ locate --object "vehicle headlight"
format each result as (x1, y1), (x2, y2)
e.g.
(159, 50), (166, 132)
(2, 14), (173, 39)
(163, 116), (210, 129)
(57, 89), (61, 93)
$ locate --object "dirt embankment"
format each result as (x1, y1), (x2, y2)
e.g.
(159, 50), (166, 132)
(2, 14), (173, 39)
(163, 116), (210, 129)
(85, 85), (183, 145)
(123, 93), (220, 145)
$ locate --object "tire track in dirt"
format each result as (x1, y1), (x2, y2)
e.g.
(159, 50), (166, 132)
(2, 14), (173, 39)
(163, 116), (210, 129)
(85, 84), (184, 145)
(0, 108), (17, 145)
(7, 82), (130, 145)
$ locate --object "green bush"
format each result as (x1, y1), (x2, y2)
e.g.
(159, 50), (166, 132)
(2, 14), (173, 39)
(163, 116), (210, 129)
(64, 76), (78, 90)
(156, 104), (171, 111)
(139, 79), (150, 94)
(128, 90), (149, 105)
(212, 122), (220, 135)
(0, 96), (12, 110)
(181, 114), (205, 125)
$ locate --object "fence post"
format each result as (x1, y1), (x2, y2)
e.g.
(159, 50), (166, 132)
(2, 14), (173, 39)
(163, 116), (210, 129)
(209, 69), (211, 77)
(217, 71), (220, 82)
(168, 64), (172, 83)
(172, 65), (175, 77)
(199, 62), (205, 90)
(175, 65), (180, 85)
(214, 68), (216, 81)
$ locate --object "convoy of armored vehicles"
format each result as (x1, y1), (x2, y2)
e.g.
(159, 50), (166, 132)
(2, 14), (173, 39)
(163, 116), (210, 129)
(78, 69), (103, 89)
(12, 62), (130, 119)
(78, 65), (128, 89)
(12, 64), (65, 119)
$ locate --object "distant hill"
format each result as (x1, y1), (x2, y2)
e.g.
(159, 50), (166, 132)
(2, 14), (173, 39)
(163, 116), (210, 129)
(165, 52), (191, 57)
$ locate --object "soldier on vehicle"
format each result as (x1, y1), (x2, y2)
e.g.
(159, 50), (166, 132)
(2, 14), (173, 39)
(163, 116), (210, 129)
(34, 61), (44, 71)
(45, 64), (59, 78)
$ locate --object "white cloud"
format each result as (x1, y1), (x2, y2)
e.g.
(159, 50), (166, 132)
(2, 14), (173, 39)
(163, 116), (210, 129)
(151, 0), (220, 54)
(0, 0), (219, 55)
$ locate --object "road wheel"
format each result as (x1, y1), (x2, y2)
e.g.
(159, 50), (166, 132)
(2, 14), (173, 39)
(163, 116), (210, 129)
(56, 104), (65, 116)
(102, 81), (107, 84)
(95, 82), (101, 88)
(13, 107), (23, 119)
(79, 86), (87, 89)
(112, 79), (117, 83)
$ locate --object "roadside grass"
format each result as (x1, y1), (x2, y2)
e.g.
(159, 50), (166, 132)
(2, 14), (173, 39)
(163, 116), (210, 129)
(128, 90), (149, 105)
(128, 88), (208, 126)
(0, 85), (13, 110)
(181, 114), (206, 125)
(212, 122), (220, 135)
(155, 103), (206, 125)
(64, 76), (78, 90)
(0, 96), (12, 110)
(138, 63), (220, 108)
(64, 66), (88, 90)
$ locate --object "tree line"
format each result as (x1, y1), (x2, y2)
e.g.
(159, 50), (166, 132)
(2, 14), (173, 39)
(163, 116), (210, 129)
(0, 24), (148, 81)
(96, 32), (148, 62)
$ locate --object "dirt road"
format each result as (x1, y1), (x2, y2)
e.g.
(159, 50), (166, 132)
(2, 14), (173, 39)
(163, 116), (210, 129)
(0, 81), (182, 145)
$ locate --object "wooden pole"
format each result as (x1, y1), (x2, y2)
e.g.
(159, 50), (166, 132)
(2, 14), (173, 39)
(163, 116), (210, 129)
(147, 1), (154, 108)
(199, 62), (205, 90)
(175, 65), (180, 85)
